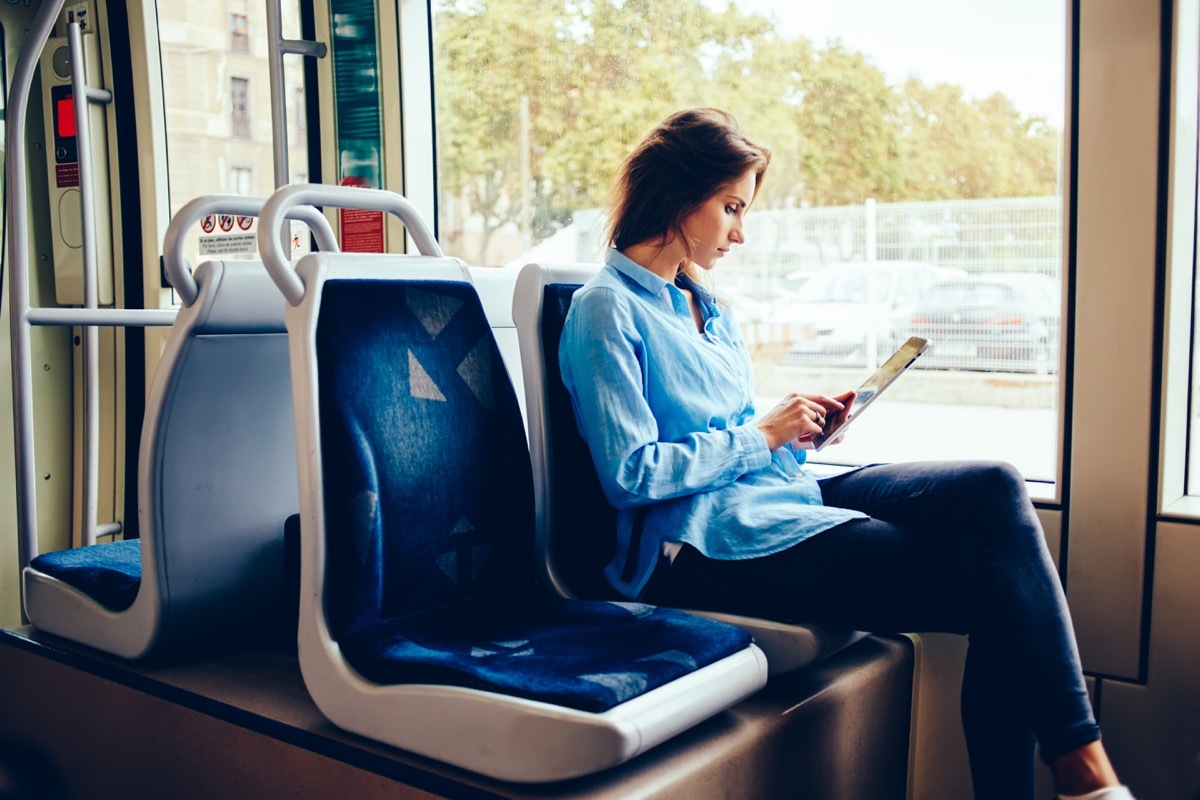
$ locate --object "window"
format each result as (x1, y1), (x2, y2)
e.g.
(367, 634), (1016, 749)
(159, 0), (309, 267)
(1161, 0), (1200, 513)
(1191, 263), (1200, 497)
(231, 13), (249, 55)
(227, 165), (253, 196)
(430, 0), (1066, 480)
(230, 76), (251, 140)
(0, 23), (6, 270)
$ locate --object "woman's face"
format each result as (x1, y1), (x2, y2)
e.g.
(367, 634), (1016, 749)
(680, 168), (757, 270)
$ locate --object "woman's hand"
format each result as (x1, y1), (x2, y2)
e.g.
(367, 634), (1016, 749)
(755, 390), (856, 451)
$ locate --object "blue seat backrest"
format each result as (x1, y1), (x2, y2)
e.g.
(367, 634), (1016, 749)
(541, 283), (619, 600)
(316, 278), (535, 638)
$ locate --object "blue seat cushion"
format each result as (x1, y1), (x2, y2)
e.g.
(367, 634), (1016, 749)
(29, 539), (141, 612)
(339, 586), (753, 713)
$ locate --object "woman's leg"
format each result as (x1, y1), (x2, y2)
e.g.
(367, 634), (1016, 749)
(815, 461), (1099, 763)
(647, 460), (1100, 799)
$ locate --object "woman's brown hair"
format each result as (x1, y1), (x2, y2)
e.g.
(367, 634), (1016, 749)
(605, 108), (771, 274)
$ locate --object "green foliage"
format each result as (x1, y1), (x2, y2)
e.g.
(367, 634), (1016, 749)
(432, 0), (1061, 263)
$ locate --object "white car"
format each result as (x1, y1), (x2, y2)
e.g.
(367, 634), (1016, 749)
(777, 261), (962, 366)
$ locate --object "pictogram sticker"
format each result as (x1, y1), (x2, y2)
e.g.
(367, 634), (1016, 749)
(200, 215), (216, 233)
(237, 215), (254, 231)
(218, 214), (235, 232)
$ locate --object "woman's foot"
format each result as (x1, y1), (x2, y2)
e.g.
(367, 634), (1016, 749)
(1052, 741), (1123, 797)
(1059, 787), (1136, 800)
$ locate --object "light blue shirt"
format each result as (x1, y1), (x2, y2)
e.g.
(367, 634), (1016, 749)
(560, 249), (865, 600)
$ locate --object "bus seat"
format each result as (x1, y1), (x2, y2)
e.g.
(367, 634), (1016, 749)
(23, 259), (301, 659)
(466, 265), (526, 424)
(281, 250), (768, 782)
(512, 261), (869, 676)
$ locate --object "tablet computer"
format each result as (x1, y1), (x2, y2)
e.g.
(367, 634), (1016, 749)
(812, 336), (930, 451)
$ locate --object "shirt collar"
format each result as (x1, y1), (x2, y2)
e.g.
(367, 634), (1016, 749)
(604, 247), (716, 304)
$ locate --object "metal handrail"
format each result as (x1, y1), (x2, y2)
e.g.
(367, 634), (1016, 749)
(258, 184), (444, 306)
(162, 195), (338, 307)
(6, 0), (69, 606)
(265, 0), (325, 190)
(265, 0), (326, 252)
(68, 19), (114, 547)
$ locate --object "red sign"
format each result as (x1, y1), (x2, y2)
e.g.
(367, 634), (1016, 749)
(200, 215), (216, 233)
(338, 176), (384, 253)
(218, 214), (235, 232)
(55, 163), (80, 189)
(237, 215), (254, 230)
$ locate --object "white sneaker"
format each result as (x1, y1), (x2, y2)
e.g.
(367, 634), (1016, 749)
(1059, 787), (1137, 800)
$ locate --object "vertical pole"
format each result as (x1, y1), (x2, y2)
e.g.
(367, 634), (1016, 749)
(266, 0), (291, 255)
(865, 198), (878, 369)
(519, 94), (533, 250)
(7, 0), (69, 614)
(68, 21), (111, 547)
(266, 0), (326, 254)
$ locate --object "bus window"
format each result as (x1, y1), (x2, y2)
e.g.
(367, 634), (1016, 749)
(0, 23), (6, 265)
(430, 0), (1066, 484)
(158, 0), (310, 270)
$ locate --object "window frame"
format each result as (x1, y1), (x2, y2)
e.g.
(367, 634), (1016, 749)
(231, 12), (250, 55)
(1159, 0), (1200, 519)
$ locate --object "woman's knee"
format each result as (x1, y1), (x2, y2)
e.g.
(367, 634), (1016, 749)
(947, 460), (1028, 502)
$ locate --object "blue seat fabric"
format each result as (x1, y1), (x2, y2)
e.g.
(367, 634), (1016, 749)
(340, 586), (749, 713)
(317, 279), (750, 713)
(30, 539), (142, 612)
(542, 284), (621, 600)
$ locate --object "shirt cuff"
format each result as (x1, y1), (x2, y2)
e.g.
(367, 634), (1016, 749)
(733, 425), (772, 472)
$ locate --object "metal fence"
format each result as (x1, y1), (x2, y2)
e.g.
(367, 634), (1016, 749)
(560, 196), (1064, 373)
(723, 197), (1064, 374)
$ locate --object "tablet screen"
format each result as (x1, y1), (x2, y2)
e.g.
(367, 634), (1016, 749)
(812, 336), (930, 450)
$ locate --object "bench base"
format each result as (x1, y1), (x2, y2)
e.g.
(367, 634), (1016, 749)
(0, 627), (913, 799)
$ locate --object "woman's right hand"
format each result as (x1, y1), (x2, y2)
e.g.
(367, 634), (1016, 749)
(755, 392), (850, 451)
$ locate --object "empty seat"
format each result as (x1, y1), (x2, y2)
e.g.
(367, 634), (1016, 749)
(513, 261), (868, 675)
(273, 231), (768, 781)
(22, 196), (336, 659)
(24, 260), (300, 658)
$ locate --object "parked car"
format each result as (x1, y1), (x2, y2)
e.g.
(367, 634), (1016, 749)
(778, 261), (961, 366)
(908, 272), (1062, 373)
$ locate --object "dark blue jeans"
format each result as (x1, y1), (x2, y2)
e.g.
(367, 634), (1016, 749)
(643, 460), (1100, 800)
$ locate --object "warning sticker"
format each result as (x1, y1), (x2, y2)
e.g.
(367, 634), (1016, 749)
(200, 215), (216, 233)
(198, 233), (257, 255)
(238, 215), (254, 231)
(340, 208), (384, 253)
(218, 214), (235, 232)
(56, 163), (80, 188)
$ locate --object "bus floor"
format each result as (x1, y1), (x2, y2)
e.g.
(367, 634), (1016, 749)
(0, 627), (913, 800)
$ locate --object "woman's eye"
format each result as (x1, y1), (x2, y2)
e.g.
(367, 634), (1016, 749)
(726, 205), (738, 214)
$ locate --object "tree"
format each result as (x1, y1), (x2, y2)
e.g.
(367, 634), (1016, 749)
(432, 0), (1062, 265)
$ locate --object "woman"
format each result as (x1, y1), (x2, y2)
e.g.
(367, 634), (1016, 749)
(558, 107), (1133, 800)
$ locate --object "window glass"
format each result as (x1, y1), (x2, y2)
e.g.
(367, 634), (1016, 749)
(158, 0), (309, 269)
(231, 13), (249, 54)
(1191, 220), (1200, 497)
(0, 24), (6, 268)
(230, 76), (251, 140)
(431, 0), (1065, 480)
